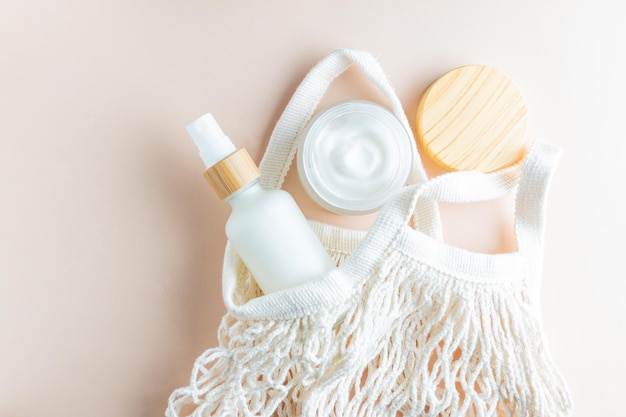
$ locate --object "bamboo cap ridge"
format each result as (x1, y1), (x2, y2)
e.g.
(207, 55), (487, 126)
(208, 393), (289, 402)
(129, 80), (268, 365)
(203, 148), (261, 199)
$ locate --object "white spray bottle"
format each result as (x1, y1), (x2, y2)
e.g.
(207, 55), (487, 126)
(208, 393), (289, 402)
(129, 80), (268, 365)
(187, 113), (334, 294)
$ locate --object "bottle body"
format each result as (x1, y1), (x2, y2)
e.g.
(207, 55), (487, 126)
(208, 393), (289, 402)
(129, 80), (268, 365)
(187, 113), (333, 294)
(225, 181), (334, 294)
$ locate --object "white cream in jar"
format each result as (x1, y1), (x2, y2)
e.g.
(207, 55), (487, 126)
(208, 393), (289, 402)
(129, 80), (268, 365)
(297, 100), (413, 215)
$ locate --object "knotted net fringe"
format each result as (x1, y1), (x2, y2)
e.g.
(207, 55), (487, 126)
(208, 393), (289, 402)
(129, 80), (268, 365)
(302, 249), (572, 416)
(166, 235), (572, 417)
(166, 234), (356, 417)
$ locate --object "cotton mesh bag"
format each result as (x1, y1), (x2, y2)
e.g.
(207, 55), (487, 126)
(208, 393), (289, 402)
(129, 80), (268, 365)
(166, 49), (572, 417)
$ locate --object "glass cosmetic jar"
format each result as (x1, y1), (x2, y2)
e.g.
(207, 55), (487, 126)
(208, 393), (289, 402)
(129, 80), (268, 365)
(297, 100), (413, 215)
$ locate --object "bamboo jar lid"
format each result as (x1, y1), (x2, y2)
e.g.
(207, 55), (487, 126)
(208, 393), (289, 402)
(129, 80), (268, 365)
(416, 65), (528, 173)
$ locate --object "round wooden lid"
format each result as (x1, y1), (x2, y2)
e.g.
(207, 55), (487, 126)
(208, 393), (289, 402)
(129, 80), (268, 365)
(416, 65), (528, 173)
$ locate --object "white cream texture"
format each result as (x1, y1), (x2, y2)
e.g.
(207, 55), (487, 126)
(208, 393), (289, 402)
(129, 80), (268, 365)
(311, 113), (399, 202)
(298, 101), (412, 215)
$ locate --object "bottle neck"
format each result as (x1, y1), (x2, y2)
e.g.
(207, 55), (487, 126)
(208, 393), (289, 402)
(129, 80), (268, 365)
(225, 179), (264, 208)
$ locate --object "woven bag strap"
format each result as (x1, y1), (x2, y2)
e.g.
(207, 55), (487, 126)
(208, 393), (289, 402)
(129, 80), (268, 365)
(257, 48), (442, 239)
(402, 141), (561, 283)
(514, 143), (562, 304)
(223, 142), (561, 320)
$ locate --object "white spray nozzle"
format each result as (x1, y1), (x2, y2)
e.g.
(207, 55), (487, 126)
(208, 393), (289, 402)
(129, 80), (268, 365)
(186, 113), (237, 168)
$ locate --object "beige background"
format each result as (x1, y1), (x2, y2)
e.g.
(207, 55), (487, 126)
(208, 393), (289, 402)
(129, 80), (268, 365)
(1, 0), (624, 416)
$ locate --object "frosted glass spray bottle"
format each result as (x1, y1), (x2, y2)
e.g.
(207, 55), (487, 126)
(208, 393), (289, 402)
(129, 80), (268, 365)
(187, 113), (334, 294)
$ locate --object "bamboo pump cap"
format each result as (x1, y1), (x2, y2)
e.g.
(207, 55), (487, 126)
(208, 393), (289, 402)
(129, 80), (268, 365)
(187, 114), (261, 200)
(204, 149), (261, 200)
(416, 65), (529, 173)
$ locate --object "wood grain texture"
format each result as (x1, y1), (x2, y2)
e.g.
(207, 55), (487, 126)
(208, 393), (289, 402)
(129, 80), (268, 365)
(416, 65), (528, 173)
(204, 149), (261, 199)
